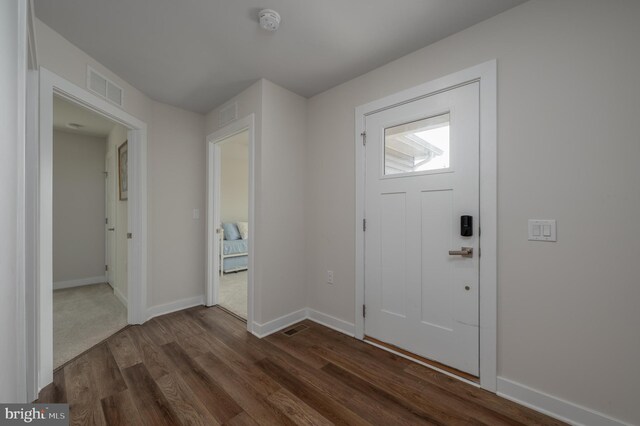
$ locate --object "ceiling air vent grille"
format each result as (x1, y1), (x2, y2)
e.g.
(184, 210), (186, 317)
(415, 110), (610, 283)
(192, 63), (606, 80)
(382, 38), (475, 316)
(219, 102), (238, 128)
(87, 66), (123, 107)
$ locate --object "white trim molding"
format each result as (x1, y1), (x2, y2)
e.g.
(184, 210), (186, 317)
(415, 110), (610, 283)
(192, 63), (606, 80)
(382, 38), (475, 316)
(306, 309), (355, 337)
(497, 378), (631, 426)
(354, 60), (498, 392)
(35, 67), (148, 392)
(53, 276), (107, 290)
(252, 309), (307, 338)
(146, 295), (205, 321)
(250, 308), (355, 339)
(15, 0), (29, 403)
(206, 114), (256, 334)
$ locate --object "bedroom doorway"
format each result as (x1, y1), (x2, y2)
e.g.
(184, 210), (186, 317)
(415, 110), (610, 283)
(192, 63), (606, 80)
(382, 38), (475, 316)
(206, 114), (255, 330)
(217, 130), (249, 318)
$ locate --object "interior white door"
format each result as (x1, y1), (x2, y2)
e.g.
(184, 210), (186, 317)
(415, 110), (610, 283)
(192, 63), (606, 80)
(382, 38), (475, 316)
(364, 82), (480, 376)
(105, 151), (116, 286)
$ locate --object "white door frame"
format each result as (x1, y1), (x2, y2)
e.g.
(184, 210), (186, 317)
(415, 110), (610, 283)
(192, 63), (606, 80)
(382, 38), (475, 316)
(16, 0), (29, 403)
(35, 67), (148, 391)
(354, 60), (497, 391)
(206, 114), (255, 333)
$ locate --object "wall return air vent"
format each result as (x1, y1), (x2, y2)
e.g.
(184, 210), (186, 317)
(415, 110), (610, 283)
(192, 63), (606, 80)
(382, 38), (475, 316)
(218, 102), (238, 128)
(87, 66), (123, 107)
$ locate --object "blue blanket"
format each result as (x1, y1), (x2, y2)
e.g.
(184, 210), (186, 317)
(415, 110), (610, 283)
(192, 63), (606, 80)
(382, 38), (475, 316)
(223, 255), (247, 272)
(223, 239), (248, 255)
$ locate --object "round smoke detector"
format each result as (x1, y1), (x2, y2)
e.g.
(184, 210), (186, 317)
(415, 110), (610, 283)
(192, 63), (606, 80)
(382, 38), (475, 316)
(259, 9), (280, 32)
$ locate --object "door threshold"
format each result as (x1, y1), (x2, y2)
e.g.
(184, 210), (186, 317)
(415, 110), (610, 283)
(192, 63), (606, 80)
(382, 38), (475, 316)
(215, 305), (247, 323)
(364, 335), (480, 385)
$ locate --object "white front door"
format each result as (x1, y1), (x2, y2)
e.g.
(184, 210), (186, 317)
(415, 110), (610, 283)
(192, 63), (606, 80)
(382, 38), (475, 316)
(364, 82), (480, 376)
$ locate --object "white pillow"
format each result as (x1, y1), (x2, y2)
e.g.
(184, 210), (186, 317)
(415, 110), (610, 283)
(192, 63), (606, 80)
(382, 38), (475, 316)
(237, 222), (249, 240)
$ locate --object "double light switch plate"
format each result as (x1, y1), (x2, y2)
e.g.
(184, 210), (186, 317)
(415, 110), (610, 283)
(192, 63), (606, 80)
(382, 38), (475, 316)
(528, 219), (556, 242)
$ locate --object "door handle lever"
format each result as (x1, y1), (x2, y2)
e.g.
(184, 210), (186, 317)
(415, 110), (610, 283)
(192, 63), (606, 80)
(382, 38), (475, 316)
(448, 247), (473, 258)
(107, 227), (115, 231)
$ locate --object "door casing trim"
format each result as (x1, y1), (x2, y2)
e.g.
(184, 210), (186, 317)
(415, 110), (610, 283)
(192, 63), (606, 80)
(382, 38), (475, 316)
(35, 67), (148, 392)
(354, 60), (497, 391)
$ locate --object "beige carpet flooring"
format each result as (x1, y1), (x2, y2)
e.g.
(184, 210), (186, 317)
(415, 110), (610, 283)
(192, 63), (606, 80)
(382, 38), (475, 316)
(219, 270), (247, 319)
(53, 283), (127, 369)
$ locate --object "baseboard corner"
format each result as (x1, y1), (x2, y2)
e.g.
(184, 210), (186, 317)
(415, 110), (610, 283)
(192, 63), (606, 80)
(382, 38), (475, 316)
(251, 308), (307, 338)
(146, 295), (205, 321)
(53, 275), (107, 290)
(305, 308), (355, 337)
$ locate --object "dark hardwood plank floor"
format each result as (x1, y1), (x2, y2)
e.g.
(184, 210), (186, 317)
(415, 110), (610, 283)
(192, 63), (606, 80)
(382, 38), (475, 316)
(38, 306), (565, 425)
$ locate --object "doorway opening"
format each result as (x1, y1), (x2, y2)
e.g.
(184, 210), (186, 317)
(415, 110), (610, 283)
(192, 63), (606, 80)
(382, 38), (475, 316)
(217, 130), (249, 319)
(206, 114), (255, 331)
(31, 68), (148, 395)
(51, 95), (128, 369)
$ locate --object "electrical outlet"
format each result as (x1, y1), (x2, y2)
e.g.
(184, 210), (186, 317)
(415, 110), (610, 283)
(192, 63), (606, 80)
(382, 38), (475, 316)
(327, 270), (334, 284)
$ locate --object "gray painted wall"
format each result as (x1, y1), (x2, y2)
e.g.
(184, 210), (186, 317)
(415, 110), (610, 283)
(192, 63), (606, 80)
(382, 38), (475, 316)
(53, 130), (106, 283)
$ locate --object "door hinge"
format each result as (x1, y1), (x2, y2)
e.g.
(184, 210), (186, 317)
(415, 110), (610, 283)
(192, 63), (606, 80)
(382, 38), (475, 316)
(105, 264), (108, 272)
(362, 218), (367, 232)
(361, 131), (366, 146)
(362, 304), (366, 318)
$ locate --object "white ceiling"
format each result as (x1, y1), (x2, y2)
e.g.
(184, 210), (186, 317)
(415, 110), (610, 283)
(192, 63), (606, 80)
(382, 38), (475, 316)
(35, 0), (526, 113)
(53, 95), (116, 137)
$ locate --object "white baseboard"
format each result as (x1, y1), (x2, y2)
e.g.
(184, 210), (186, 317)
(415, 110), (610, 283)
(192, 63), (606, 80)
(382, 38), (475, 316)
(146, 295), (205, 321)
(53, 275), (106, 290)
(251, 308), (307, 338)
(114, 286), (127, 307)
(250, 307), (356, 339)
(497, 377), (630, 426)
(306, 308), (355, 336)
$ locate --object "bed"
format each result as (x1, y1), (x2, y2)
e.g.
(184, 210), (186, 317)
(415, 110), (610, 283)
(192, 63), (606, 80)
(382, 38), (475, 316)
(220, 222), (248, 274)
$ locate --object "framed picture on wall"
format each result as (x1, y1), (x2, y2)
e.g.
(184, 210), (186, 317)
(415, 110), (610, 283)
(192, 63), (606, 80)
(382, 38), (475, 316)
(118, 140), (128, 200)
